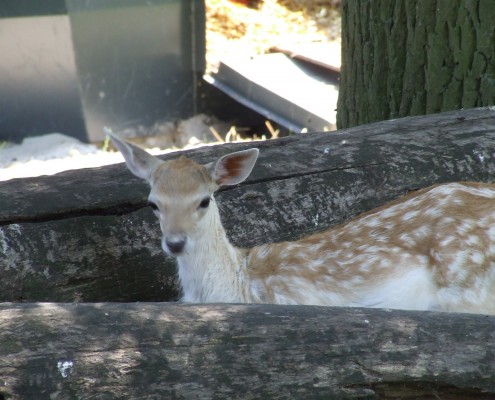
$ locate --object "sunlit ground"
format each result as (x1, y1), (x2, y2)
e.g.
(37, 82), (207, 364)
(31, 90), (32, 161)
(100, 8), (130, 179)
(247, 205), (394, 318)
(0, 1), (342, 181)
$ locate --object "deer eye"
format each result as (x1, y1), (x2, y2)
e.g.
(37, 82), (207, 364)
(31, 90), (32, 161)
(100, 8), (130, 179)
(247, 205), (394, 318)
(148, 200), (159, 212)
(198, 197), (211, 209)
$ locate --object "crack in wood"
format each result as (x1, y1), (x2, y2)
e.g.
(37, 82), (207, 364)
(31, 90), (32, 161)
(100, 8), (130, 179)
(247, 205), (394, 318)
(222, 160), (392, 189)
(343, 380), (495, 399)
(0, 202), (144, 227)
(0, 161), (388, 227)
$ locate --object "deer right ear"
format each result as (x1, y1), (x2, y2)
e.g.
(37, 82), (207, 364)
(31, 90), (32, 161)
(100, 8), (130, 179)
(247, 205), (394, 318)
(210, 148), (259, 187)
(106, 128), (162, 183)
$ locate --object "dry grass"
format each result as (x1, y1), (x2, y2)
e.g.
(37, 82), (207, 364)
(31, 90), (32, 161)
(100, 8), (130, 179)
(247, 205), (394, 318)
(206, 0), (341, 72)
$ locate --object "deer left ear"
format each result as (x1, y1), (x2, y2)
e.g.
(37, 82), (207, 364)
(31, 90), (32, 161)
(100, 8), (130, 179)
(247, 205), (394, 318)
(105, 128), (162, 183)
(209, 148), (259, 187)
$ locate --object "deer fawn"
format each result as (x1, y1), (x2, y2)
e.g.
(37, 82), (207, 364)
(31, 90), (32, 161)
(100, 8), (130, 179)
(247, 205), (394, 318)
(109, 132), (495, 314)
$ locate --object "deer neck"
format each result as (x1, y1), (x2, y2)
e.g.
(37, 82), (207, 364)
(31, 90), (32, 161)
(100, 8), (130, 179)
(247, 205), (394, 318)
(175, 203), (250, 303)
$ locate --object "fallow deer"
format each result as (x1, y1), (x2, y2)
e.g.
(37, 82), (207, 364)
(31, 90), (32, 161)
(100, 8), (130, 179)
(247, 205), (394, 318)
(109, 131), (495, 314)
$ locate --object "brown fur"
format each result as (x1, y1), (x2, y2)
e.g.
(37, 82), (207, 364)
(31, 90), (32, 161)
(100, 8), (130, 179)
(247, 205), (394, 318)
(248, 182), (495, 307)
(110, 131), (495, 312)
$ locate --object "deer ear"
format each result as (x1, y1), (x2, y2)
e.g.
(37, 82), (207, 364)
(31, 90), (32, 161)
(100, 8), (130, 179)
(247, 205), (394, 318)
(106, 128), (162, 183)
(210, 148), (259, 187)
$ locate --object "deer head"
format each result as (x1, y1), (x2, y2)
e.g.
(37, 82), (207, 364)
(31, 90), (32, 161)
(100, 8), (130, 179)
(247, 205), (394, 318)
(107, 130), (259, 257)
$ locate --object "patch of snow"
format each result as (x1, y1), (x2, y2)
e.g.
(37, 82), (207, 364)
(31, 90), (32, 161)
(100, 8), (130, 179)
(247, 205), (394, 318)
(0, 115), (258, 182)
(0, 132), (182, 182)
(0, 133), (125, 181)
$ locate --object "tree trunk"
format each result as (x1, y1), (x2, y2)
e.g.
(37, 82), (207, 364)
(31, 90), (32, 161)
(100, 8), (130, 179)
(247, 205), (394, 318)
(337, 0), (495, 129)
(1, 108), (495, 302)
(1, 303), (495, 400)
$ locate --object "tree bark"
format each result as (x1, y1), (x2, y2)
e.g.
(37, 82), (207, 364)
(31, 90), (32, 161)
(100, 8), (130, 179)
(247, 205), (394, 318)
(337, 0), (495, 129)
(1, 108), (495, 302)
(1, 303), (495, 400)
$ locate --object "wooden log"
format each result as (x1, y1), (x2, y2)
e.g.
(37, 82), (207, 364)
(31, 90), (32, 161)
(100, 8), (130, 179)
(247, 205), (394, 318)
(2, 107), (495, 302)
(0, 303), (494, 399)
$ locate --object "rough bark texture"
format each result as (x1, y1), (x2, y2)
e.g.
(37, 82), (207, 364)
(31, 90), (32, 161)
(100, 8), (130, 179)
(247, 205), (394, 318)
(337, 0), (495, 129)
(1, 303), (495, 400)
(2, 109), (495, 399)
(2, 108), (495, 302)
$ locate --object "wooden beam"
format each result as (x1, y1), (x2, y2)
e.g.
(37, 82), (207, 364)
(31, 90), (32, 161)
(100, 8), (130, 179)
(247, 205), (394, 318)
(1, 303), (494, 399)
(1, 108), (495, 302)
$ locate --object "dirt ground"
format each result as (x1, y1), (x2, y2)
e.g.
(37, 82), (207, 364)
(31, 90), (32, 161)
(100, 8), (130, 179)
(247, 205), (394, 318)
(206, 0), (341, 72)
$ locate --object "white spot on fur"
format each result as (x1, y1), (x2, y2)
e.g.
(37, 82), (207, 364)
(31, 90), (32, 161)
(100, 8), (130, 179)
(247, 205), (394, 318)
(308, 258), (326, 271)
(439, 236), (455, 248)
(399, 232), (413, 244)
(466, 235), (482, 247)
(402, 210), (419, 221)
(380, 207), (398, 219)
(364, 217), (381, 228)
(470, 251), (485, 265)
(413, 225), (430, 239)
(458, 220), (476, 233)
(424, 206), (442, 217)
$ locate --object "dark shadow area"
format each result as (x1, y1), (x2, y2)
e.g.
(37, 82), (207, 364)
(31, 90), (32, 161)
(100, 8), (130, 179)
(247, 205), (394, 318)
(1, 303), (495, 398)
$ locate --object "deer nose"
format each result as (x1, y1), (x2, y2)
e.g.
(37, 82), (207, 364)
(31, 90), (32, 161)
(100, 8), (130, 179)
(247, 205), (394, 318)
(165, 237), (187, 255)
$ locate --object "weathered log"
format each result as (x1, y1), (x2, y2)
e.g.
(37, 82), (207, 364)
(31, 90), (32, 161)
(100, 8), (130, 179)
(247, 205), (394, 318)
(2, 107), (495, 302)
(0, 303), (494, 400)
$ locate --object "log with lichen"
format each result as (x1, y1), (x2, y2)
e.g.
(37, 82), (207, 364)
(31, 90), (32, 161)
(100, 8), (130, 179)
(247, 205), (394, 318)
(1, 108), (495, 303)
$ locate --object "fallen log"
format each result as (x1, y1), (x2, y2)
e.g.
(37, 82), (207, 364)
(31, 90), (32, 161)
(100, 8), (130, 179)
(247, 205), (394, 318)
(2, 107), (495, 302)
(0, 303), (494, 399)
